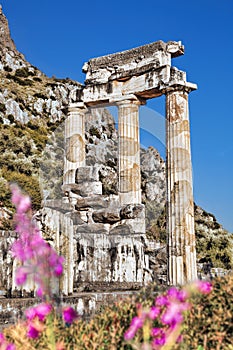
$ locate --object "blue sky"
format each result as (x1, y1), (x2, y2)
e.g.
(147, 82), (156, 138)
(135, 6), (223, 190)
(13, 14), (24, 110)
(1, 0), (233, 232)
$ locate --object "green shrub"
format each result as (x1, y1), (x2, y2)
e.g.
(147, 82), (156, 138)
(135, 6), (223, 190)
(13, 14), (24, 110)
(7, 114), (15, 123)
(34, 92), (47, 99)
(33, 76), (42, 82)
(4, 65), (12, 72)
(15, 67), (32, 78)
(89, 126), (101, 138)
(1, 169), (42, 210)
(0, 102), (6, 113)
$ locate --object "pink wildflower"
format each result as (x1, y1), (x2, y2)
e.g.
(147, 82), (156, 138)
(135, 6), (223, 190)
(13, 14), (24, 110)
(167, 287), (188, 302)
(148, 306), (160, 320)
(0, 333), (16, 350)
(123, 315), (144, 341)
(130, 316), (143, 330)
(195, 280), (213, 294)
(27, 324), (40, 339)
(62, 307), (77, 324)
(155, 294), (168, 307)
(15, 267), (28, 285)
(25, 307), (37, 321)
(124, 327), (136, 341)
(34, 303), (52, 321)
(25, 303), (52, 323)
(6, 345), (16, 350)
(151, 328), (166, 346)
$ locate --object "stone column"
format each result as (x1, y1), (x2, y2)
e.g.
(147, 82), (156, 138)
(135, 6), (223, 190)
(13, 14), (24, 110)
(166, 87), (197, 285)
(63, 102), (86, 185)
(117, 99), (141, 205)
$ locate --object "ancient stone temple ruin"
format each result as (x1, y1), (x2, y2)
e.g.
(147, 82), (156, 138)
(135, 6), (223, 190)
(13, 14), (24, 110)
(43, 40), (197, 294)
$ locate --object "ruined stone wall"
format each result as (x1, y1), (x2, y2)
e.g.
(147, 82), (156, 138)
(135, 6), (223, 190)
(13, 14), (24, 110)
(42, 176), (152, 294)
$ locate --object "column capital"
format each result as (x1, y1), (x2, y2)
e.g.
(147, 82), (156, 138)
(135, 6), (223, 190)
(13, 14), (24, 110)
(68, 102), (87, 113)
(113, 95), (146, 107)
(165, 82), (197, 95)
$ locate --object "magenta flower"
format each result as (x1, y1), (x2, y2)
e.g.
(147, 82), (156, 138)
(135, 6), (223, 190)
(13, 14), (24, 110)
(26, 303), (52, 322)
(6, 345), (16, 350)
(35, 303), (52, 321)
(148, 306), (160, 320)
(155, 295), (169, 307)
(195, 280), (213, 294)
(161, 303), (183, 327)
(62, 307), (77, 324)
(15, 267), (28, 285)
(151, 328), (166, 347)
(124, 327), (137, 341)
(25, 307), (37, 321)
(27, 324), (40, 339)
(130, 316), (143, 330)
(167, 287), (188, 302)
(0, 333), (16, 349)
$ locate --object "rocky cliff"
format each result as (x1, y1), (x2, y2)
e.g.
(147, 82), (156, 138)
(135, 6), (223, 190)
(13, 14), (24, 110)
(0, 6), (232, 279)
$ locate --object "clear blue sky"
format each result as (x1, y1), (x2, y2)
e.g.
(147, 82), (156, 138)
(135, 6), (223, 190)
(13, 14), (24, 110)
(1, 0), (233, 232)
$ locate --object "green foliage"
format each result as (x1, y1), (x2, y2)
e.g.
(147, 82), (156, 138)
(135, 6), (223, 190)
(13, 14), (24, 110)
(0, 102), (6, 113)
(33, 76), (42, 82)
(89, 126), (101, 139)
(196, 230), (233, 269)
(7, 114), (15, 123)
(34, 92), (48, 99)
(15, 67), (32, 78)
(1, 169), (42, 210)
(4, 65), (12, 72)
(6, 73), (34, 86)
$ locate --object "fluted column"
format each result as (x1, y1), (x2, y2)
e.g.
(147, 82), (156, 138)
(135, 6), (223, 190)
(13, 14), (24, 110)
(63, 102), (86, 185)
(117, 99), (141, 205)
(166, 88), (197, 285)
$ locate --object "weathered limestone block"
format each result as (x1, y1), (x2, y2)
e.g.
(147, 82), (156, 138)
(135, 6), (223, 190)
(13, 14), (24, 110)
(121, 218), (145, 234)
(83, 41), (183, 85)
(109, 217), (145, 235)
(69, 212), (87, 225)
(62, 182), (102, 197)
(75, 194), (120, 210)
(120, 204), (145, 219)
(42, 199), (73, 213)
(109, 224), (131, 235)
(92, 210), (121, 224)
(76, 166), (100, 183)
(166, 88), (197, 285)
(75, 233), (112, 282)
(76, 223), (110, 235)
(75, 182), (102, 197)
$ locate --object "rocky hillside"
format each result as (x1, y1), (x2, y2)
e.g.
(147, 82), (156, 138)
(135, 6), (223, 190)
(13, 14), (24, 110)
(0, 7), (232, 270)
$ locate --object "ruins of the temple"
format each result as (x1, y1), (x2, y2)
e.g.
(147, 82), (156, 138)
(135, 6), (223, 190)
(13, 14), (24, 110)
(42, 40), (197, 295)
